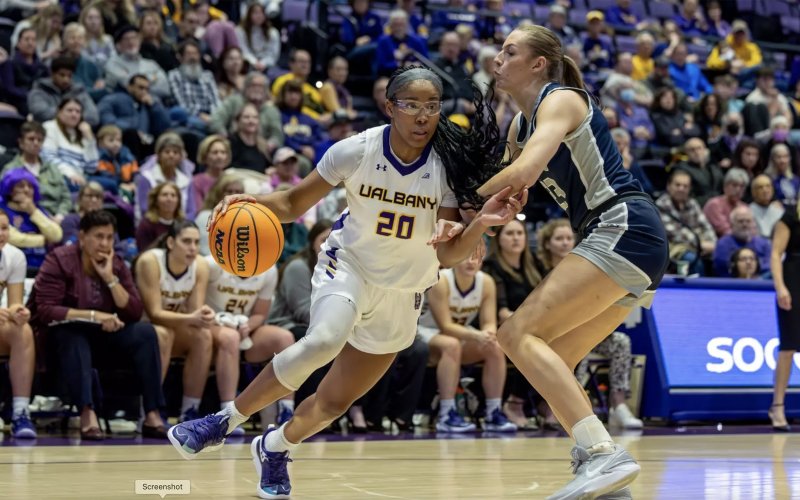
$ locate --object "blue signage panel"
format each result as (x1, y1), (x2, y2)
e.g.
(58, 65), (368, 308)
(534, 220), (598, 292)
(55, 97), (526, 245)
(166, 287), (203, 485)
(650, 287), (800, 387)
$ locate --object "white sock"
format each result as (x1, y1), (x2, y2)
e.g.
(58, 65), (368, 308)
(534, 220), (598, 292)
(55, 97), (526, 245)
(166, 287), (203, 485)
(12, 397), (30, 417)
(181, 397), (201, 416)
(278, 399), (294, 412)
(572, 415), (614, 453)
(216, 402), (249, 435)
(220, 400), (234, 411)
(486, 398), (502, 415)
(264, 423), (299, 455)
(439, 399), (456, 418)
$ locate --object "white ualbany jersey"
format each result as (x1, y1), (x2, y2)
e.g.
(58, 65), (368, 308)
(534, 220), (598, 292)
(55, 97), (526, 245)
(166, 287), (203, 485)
(149, 248), (197, 312)
(418, 269), (485, 342)
(0, 244), (26, 298)
(316, 125), (458, 291)
(205, 255), (277, 315)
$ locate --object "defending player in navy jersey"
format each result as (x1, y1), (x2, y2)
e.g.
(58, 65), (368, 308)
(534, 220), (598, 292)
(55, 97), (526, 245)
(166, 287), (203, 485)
(456, 26), (669, 499)
(168, 66), (527, 499)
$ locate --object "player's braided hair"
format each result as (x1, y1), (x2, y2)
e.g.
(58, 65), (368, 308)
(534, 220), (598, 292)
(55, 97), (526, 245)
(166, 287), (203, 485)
(386, 66), (506, 210)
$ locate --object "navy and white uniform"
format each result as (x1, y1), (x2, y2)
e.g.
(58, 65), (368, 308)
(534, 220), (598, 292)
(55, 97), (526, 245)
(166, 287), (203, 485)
(515, 82), (668, 305)
(313, 125), (459, 353)
(417, 268), (486, 343)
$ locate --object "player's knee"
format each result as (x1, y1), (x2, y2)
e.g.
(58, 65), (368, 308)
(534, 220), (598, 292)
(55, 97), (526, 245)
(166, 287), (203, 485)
(276, 328), (295, 351)
(315, 396), (352, 421)
(216, 327), (240, 353)
(192, 327), (214, 351)
(154, 325), (175, 345)
(19, 323), (33, 345)
(440, 336), (461, 358)
(487, 342), (506, 362)
(301, 329), (348, 364)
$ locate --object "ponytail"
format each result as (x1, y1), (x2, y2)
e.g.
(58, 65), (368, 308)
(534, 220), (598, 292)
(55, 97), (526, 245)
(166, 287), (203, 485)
(561, 54), (585, 90)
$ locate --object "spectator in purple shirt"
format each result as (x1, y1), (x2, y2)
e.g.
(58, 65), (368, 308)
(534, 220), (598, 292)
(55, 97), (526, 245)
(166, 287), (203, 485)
(375, 10), (428, 77)
(617, 84), (655, 150)
(605, 0), (640, 30)
(713, 205), (771, 276)
(673, 0), (708, 38)
(28, 210), (167, 440)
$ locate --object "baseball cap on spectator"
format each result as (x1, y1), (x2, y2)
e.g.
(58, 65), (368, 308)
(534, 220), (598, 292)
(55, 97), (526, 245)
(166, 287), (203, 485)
(114, 24), (138, 43)
(586, 10), (604, 22)
(549, 4), (566, 16)
(731, 20), (748, 33)
(273, 147), (298, 164)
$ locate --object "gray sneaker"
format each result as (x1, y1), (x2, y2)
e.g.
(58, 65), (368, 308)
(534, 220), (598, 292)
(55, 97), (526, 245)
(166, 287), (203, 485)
(546, 445), (640, 500)
(599, 486), (632, 499)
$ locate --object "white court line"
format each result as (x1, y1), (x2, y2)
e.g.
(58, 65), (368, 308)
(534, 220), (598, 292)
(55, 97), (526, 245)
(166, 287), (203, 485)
(342, 483), (411, 499)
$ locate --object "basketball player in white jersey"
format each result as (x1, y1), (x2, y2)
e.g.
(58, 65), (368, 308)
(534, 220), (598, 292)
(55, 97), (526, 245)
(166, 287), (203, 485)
(205, 258), (296, 433)
(0, 209), (36, 438)
(136, 220), (217, 423)
(418, 253), (516, 433)
(169, 66), (526, 499)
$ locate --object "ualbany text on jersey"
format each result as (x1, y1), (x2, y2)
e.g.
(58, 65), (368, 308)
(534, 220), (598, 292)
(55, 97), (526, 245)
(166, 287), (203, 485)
(359, 183), (437, 210)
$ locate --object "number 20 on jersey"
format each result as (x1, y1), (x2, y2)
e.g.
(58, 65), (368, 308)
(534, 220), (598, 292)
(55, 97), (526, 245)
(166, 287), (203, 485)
(375, 211), (415, 239)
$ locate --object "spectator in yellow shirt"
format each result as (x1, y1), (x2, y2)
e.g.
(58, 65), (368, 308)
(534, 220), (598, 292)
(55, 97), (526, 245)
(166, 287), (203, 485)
(631, 32), (655, 80)
(271, 49), (330, 123)
(707, 20), (762, 73)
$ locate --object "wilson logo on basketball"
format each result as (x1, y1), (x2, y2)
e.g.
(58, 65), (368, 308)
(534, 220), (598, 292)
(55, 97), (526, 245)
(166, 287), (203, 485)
(214, 228), (226, 265)
(235, 225), (251, 273)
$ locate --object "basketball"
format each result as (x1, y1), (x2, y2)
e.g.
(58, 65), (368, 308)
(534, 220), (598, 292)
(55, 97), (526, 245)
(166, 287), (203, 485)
(209, 201), (284, 277)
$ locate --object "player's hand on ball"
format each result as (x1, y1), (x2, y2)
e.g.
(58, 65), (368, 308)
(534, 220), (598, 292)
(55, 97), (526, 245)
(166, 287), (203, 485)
(207, 194), (258, 230)
(428, 219), (465, 249)
(476, 186), (528, 228)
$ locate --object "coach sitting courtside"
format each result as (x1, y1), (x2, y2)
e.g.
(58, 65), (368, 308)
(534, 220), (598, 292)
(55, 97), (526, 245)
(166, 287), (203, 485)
(29, 210), (167, 440)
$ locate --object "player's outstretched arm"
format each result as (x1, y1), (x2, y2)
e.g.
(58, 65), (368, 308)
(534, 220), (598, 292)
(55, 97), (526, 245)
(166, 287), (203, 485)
(477, 91), (586, 198)
(435, 187), (528, 268)
(206, 170), (336, 229)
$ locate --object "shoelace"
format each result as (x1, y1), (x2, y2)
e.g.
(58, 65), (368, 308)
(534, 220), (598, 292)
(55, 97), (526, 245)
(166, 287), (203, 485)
(260, 439), (294, 487)
(569, 447), (591, 475)
(195, 414), (228, 444)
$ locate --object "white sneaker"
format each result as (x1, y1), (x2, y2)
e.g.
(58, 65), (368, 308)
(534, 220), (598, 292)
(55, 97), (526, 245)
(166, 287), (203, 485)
(609, 404), (643, 429)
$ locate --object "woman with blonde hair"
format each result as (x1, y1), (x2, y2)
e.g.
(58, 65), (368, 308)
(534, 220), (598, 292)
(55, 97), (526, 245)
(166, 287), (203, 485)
(192, 135), (232, 207)
(12, 3), (63, 63)
(195, 173), (245, 256)
(475, 24), (670, 496)
(535, 218), (574, 273)
(139, 9), (179, 72)
(135, 181), (185, 252)
(80, 3), (115, 67)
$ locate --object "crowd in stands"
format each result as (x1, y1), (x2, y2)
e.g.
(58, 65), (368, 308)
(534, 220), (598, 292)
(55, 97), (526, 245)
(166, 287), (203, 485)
(1, 0), (798, 439)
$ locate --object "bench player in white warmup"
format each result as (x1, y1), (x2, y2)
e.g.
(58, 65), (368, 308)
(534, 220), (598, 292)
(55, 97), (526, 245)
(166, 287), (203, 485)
(136, 220), (216, 423)
(168, 66), (526, 499)
(418, 253), (517, 433)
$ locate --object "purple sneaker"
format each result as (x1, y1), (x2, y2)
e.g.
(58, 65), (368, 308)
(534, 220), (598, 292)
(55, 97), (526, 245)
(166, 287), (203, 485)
(251, 427), (292, 499)
(168, 414), (229, 460)
(277, 405), (293, 426)
(11, 411), (37, 439)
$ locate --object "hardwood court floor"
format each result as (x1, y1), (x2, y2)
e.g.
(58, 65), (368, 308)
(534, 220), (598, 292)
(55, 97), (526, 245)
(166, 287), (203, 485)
(1, 432), (800, 499)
